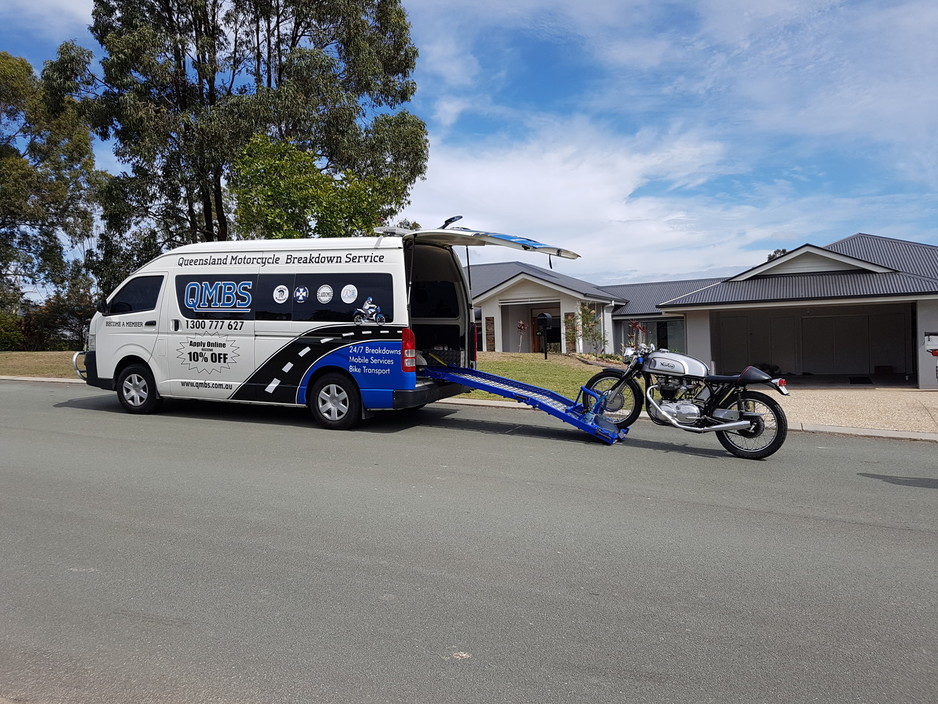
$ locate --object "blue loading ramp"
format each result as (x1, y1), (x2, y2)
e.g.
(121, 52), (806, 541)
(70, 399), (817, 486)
(420, 366), (628, 445)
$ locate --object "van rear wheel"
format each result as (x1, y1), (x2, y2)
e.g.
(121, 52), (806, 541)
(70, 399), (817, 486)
(310, 373), (361, 430)
(116, 364), (161, 414)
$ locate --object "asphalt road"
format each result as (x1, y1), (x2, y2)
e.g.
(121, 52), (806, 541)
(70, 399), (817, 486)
(1, 380), (936, 704)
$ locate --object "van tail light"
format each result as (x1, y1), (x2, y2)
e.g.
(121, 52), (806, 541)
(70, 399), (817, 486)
(470, 324), (478, 363)
(402, 327), (417, 372)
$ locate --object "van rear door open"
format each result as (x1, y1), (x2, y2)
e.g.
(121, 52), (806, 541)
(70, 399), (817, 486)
(402, 228), (580, 260)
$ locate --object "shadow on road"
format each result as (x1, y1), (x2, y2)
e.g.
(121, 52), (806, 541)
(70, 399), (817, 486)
(53, 392), (733, 459)
(857, 472), (938, 489)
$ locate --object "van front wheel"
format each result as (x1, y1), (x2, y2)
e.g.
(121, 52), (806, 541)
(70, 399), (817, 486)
(116, 364), (161, 414)
(310, 373), (361, 430)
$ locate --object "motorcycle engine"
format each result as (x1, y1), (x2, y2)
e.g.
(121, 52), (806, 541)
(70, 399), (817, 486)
(659, 400), (701, 423)
(656, 377), (683, 400)
(648, 375), (707, 424)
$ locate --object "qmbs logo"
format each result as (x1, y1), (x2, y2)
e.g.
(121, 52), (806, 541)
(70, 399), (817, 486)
(183, 280), (253, 313)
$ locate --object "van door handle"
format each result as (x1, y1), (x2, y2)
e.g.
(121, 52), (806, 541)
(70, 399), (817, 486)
(145, 320), (157, 327)
(172, 319), (179, 331)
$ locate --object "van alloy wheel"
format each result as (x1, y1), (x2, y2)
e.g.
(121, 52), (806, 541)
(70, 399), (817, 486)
(116, 364), (162, 414)
(310, 373), (361, 430)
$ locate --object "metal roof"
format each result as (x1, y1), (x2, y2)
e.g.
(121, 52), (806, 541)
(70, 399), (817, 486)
(600, 278), (723, 317)
(467, 261), (624, 303)
(659, 271), (938, 307)
(661, 234), (938, 309)
(825, 233), (938, 279)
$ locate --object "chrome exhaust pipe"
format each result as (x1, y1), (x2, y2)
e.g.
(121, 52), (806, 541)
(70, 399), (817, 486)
(682, 419), (753, 434)
(645, 387), (753, 434)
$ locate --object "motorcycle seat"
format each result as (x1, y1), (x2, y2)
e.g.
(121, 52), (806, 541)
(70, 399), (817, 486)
(705, 365), (772, 385)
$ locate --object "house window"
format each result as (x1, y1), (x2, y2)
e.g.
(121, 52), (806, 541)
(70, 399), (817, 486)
(657, 319), (685, 352)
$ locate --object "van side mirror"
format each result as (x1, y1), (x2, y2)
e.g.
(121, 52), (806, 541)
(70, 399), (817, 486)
(96, 298), (109, 315)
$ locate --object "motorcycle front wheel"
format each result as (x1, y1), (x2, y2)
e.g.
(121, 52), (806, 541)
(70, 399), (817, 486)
(715, 390), (787, 460)
(584, 371), (643, 429)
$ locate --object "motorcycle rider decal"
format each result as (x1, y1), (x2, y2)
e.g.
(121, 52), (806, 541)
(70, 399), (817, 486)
(354, 296), (386, 324)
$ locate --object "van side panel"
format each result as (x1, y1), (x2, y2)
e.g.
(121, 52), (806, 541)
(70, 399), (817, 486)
(231, 326), (412, 408)
(159, 269), (258, 399)
(250, 245), (409, 408)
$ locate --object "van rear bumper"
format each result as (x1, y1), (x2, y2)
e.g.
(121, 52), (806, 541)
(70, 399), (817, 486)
(393, 380), (468, 409)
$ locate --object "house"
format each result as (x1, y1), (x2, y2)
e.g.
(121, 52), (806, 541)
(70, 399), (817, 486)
(659, 233), (938, 389)
(467, 261), (624, 354)
(601, 278), (722, 353)
(468, 233), (938, 389)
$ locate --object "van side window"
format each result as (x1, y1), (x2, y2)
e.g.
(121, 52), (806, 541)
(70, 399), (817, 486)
(106, 275), (164, 315)
(175, 275), (256, 320)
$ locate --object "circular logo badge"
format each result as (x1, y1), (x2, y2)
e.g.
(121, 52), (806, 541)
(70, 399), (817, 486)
(294, 286), (309, 304)
(316, 285), (333, 304)
(341, 284), (358, 304)
(273, 285), (289, 304)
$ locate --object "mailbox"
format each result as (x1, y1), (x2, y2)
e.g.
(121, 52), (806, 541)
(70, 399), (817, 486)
(926, 332), (938, 356)
(536, 313), (553, 359)
(926, 332), (938, 381)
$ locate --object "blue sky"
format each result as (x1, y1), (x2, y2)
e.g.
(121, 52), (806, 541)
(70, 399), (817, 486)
(3, 0), (938, 283)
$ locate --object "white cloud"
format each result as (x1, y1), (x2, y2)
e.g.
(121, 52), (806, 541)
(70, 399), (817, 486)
(401, 113), (937, 283)
(0, 0), (92, 40)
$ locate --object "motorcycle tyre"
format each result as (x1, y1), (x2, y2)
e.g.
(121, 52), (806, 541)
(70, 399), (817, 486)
(353, 313), (364, 325)
(584, 371), (643, 429)
(715, 390), (787, 460)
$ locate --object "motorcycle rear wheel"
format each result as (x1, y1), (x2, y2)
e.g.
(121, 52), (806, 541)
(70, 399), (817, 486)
(715, 390), (787, 460)
(584, 371), (643, 429)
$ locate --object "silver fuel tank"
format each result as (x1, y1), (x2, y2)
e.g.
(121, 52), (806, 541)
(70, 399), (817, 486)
(642, 350), (709, 379)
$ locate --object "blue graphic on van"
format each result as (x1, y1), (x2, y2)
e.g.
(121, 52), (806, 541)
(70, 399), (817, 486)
(183, 280), (253, 312)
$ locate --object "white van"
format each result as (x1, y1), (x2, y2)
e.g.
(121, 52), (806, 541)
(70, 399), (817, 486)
(74, 228), (577, 429)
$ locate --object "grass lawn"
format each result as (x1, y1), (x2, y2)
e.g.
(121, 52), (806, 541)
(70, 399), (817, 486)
(457, 352), (608, 401)
(0, 351), (79, 378)
(0, 350), (618, 400)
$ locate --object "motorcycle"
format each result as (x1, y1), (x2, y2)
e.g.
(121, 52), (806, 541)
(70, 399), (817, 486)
(585, 345), (790, 459)
(353, 301), (386, 324)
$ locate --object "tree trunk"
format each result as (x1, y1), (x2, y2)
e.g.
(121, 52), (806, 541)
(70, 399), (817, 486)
(213, 168), (228, 241)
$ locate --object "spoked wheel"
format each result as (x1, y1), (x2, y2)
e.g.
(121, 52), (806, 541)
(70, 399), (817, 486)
(584, 371), (643, 429)
(715, 390), (788, 460)
(310, 372), (361, 430)
(116, 364), (162, 414)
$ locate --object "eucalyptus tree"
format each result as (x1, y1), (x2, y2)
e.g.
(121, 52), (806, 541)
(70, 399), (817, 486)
(0, 51), (97, 308)
(48, 0), (427, 256)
